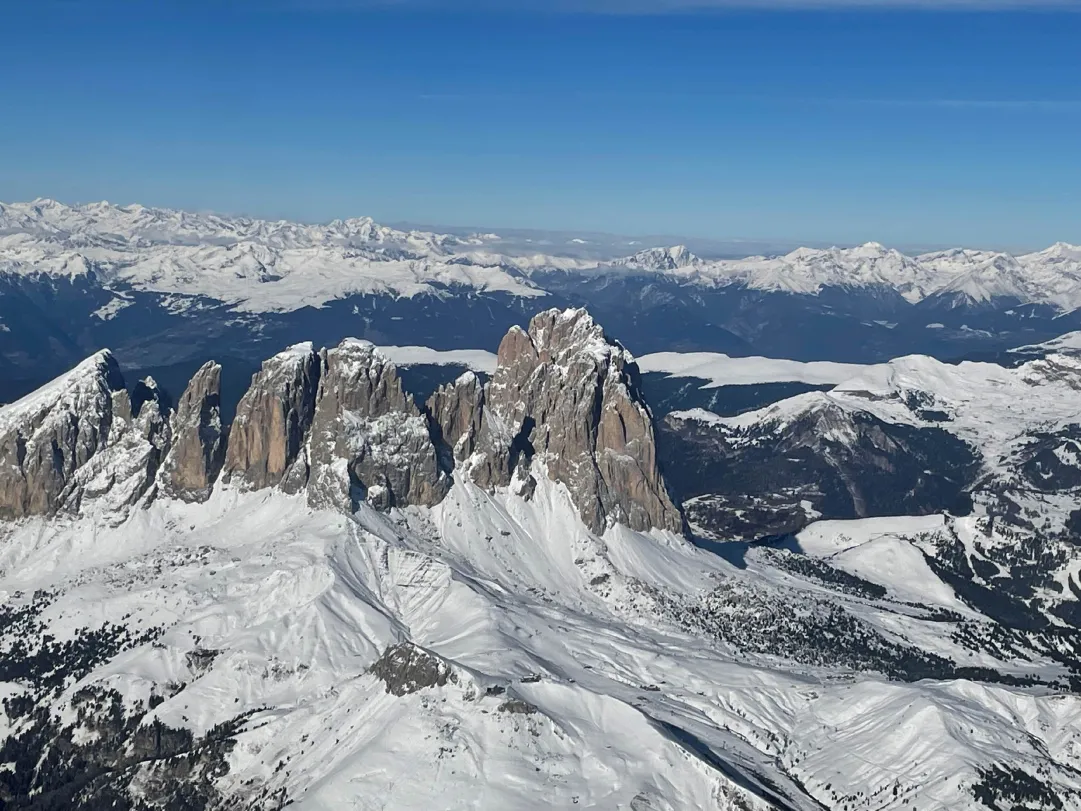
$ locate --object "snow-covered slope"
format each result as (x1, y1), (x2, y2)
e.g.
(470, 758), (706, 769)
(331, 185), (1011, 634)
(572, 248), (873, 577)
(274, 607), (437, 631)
(656, 326), (1081, 550)
(684, 349), (1081, 477)
(0, 204), (550, 312)
(4, 444), (1081, 809)
(379, 345), (498, 374)
(614, 239), (1081, 309)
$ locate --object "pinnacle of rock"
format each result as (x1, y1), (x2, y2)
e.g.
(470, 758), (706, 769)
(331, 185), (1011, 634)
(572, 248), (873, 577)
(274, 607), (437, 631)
(158, 361), (225, 502)
(222, 343), (321, 492)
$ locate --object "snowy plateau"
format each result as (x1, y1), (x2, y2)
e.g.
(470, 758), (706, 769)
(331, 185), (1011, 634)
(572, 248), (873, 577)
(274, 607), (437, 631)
(2, 202), (1081, 811)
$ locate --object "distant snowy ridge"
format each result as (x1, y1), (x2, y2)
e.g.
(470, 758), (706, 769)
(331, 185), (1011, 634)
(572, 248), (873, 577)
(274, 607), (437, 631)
(636, 351), (873, 386)
(618, 240), (1081, 309)
(3, 198), (1081, 313)
(380, 345), (498, 374)
(670, 342), (1081, 535)
(639, 330), (1081, 390)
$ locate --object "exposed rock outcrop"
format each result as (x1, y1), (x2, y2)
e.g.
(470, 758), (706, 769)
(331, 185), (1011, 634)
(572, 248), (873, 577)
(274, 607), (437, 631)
(158, 361), (225, 502)
(427, 371), (485, 463)
(471, 308), (683, 534)
(369, 642), (458, 696)
(0, 351), (169, 519)
(222, 343), (320, 492)
(0, 310), (682, 534)
(307, 339), (449, 511)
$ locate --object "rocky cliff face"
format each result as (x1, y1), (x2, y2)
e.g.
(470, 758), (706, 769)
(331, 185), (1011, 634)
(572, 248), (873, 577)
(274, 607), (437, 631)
(0, 310), (682, 534)
(222, 343), (321, 493)
(158, 361), (225, 502)
(307, 340), (449, 511)
(0, 351), (170, 520)
(469, 308), (683, 534)
(427, 371), (485, 463)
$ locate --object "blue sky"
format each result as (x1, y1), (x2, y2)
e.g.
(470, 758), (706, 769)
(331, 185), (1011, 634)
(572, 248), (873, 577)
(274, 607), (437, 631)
(1, 1), (1078, 249)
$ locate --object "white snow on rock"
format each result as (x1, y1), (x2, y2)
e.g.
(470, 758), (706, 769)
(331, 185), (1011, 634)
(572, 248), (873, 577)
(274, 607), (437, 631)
(1013, 329), (1081, 355)
(795, 515), (969, 610)
(4, 336), (1081, 807)
(682, 350), (1081, 451)
(4, 466), (1081, 809)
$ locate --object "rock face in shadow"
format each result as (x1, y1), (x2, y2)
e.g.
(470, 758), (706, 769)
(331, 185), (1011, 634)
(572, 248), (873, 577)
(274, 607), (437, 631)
(158, 361), (225, 502)
(307, 339), (449, 511)
(0, 351), (170, 520)
(470, 308), (683, 534)
(222, 343), (321, 493)
(427, 371), (485, 463)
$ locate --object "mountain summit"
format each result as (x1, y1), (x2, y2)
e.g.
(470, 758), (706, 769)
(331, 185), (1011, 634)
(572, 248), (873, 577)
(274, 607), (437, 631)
(0, 308), (682, 535)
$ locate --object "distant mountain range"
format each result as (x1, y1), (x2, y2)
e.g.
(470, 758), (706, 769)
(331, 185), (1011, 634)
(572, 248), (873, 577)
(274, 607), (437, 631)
(3, 198), (1081, 400)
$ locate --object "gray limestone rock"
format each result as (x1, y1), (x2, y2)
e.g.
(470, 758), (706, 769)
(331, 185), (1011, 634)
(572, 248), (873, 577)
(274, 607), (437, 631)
(158, 361), (225, 502)
(307, 339), (449, 511)
(471, 308), (683, 534)
(222, 343), (320, 492)
(427, 370), (485, 463)
(0, 351), (169, 519)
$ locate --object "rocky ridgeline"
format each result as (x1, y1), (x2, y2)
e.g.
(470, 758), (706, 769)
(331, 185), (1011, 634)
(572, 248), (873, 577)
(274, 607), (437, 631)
(0, 309), (683, 534)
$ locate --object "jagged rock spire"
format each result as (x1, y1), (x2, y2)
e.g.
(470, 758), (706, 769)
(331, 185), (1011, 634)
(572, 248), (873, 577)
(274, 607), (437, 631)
(427, 371), (485, 464)
(307, 339), (449, 511)
(222, 343), (321, 492)
(158, 361), (225, 503)
(0, 351), (169, 519)
(468, 308), (683, 534)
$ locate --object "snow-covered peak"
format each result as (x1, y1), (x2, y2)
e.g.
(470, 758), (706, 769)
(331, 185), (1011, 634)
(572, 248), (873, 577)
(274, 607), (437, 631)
(1029, 241), (1081, 261)
(0, 349), (122, 431)
(613, 244), (700, 272)
(931, 254), (1030, 304)
(0, 199), (556, 311)
(690, 242), (946, 302)
(526, 307), (627, 367)
(689, 348), (1081, 483)
(0, 198), (472, 257)
(856, 240), (888, 252)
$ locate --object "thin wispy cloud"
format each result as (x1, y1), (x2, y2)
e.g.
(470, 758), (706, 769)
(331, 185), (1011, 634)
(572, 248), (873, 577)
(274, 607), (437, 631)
(416, 90), (1081, 112)
(297, 0), (1081, 10)
(852, 97), (1081, 111)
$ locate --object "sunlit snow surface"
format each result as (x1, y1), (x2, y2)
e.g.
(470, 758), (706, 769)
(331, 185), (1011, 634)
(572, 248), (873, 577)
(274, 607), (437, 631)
(4, 467), (1081, 809)
(636, 351), (873, 386)
(4, 199), (1081, 313)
